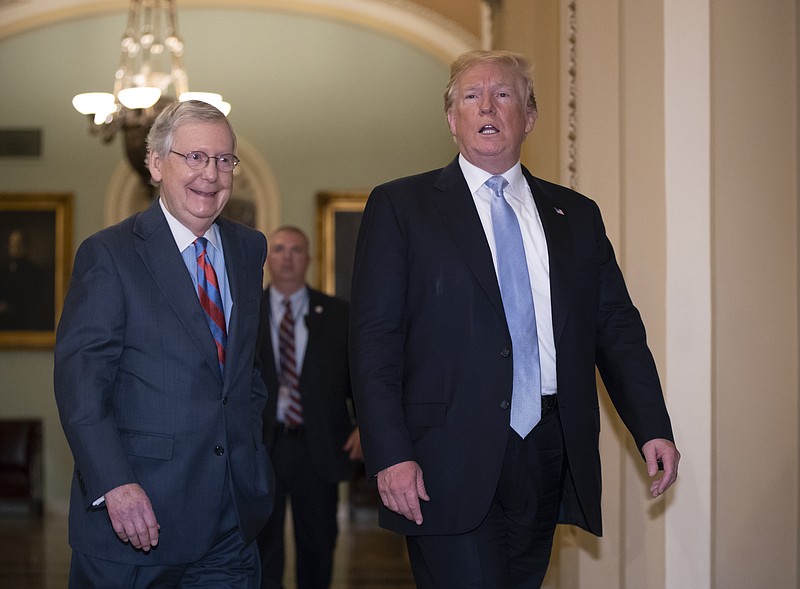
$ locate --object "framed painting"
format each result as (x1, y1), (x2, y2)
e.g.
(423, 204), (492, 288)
(315, 191), (368, 301)
(0, 193), (73, 348)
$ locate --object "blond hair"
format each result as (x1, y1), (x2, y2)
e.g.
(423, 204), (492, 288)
(444, 50), (537, 113)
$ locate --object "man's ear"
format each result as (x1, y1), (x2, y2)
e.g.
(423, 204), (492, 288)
(524, 109), (538, 136)
(446, 109), (457, 137)
(148, 151), (163, 183)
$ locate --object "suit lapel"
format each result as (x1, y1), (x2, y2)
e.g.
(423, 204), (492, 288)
(523, 168), (571, 346)
(259, 287), (280, 423)
(133, 200), (221, 380)
(261, 287), (280, 387)
(300, 288), (327, 394)
(218, 219), (252, 389)
(431, 160), (573, 345)
(432, 158), (506, 321)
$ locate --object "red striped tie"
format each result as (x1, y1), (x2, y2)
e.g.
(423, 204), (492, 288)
(194, 237), (227, 374)
(278, 298), (303, 426)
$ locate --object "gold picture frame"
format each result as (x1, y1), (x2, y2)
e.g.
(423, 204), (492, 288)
(0, 193), (73, 348)
(315, 191), (368, 300)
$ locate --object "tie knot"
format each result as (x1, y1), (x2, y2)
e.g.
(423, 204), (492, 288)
(194, 237), (208, 258)
(485, 175), (509, 197)
(283, 297), (292, 313)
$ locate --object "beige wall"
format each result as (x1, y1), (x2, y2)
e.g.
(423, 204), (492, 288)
(495, 0), (562, 184)
(711, 1), (798, 586)
(409, 0), (482, 39)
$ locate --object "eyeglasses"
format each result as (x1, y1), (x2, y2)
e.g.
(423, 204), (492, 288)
(170, 150), (240, 173)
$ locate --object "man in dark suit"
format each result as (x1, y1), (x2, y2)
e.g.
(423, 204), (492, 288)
(349, 50), (680, 588)
(55, 100), (273, 588)
(256, 226), (361, 589)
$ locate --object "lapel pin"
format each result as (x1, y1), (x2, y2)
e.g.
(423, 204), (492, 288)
(314, 305), (324, 314)
(554, 207), (565, 216)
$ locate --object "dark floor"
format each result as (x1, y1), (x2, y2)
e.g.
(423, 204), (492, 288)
(0, 502), (415, 589)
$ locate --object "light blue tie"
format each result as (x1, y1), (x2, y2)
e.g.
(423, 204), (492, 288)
(487, 175), (541, 438)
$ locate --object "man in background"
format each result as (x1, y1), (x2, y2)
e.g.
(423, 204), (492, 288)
(257, 226), (361, 589)
(55, 100), (273, 588)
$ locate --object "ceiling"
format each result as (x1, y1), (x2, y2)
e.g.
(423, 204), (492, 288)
(0, 0), (483, 59)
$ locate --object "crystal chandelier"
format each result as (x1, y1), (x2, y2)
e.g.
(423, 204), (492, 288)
(72, 0), (230, 144)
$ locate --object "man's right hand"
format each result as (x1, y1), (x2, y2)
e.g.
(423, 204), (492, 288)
(376, 460), (429, 525)
(104, 483), (160, 551)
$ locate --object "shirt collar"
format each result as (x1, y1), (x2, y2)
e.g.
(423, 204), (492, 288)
(159, 198), (222, 253)
(457, 155), (527, 203)
(269, 285), (308, 316)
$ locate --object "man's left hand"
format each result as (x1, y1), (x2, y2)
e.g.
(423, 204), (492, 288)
(642, 438), (680, 497)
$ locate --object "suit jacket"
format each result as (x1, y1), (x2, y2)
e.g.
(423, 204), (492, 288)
(54, 199), (273, 564)
(259, 286), (357, 483)
(349, 157), (674, 537)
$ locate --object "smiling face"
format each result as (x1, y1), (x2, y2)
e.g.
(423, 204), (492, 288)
(446, 61), (537, 174)
(148, 120), (235, 236)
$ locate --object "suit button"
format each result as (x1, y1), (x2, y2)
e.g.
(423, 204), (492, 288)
(500, 348), (510, 358)
(500, 400), (510, 410)
(215, 446), (224, 456)
(222, 396), (228, 405)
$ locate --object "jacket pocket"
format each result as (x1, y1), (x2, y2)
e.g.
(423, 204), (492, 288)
(119, 430), (174, 460)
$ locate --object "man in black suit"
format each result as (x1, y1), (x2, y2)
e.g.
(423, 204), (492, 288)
(256, 226), (361, 589)
(349, 50), (680, 588)
(55, 100), (273, 587)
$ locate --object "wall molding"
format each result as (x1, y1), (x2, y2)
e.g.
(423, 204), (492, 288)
(565, 0), (577, 190)
(0, 0), (477, 62)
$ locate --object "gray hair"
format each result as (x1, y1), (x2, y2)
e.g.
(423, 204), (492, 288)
(145, 99), (236, 159)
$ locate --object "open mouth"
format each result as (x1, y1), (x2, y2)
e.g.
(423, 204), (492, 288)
(480, 125), (499, 135)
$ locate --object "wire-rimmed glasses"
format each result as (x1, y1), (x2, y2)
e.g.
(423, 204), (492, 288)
(170, 150), (240, 173)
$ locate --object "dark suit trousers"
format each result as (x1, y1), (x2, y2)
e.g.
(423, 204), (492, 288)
(406, 409), (566, 589)
(257, 430), (339, 589)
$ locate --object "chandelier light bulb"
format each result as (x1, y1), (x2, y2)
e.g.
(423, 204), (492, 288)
(118, 86), (161, 109)
(179, 92), (222, 103)
(93, 108), (116, 125)
(72, 1), (232, 143)
(180, 92), (231, 115)
(72, 92), (116, 115)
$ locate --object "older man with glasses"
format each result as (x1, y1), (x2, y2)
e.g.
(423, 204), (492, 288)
(55, 100), (274, 588)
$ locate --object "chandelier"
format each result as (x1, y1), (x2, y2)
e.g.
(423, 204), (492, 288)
(72, 0), (231, 145)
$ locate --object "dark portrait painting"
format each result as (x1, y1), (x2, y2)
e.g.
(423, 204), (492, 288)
(0, 194), (72, 348)
(315, 192), (368, 301)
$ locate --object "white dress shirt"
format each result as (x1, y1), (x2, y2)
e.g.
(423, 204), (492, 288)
(458, 155), (557, 396)
(269, 286), (309, 423)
